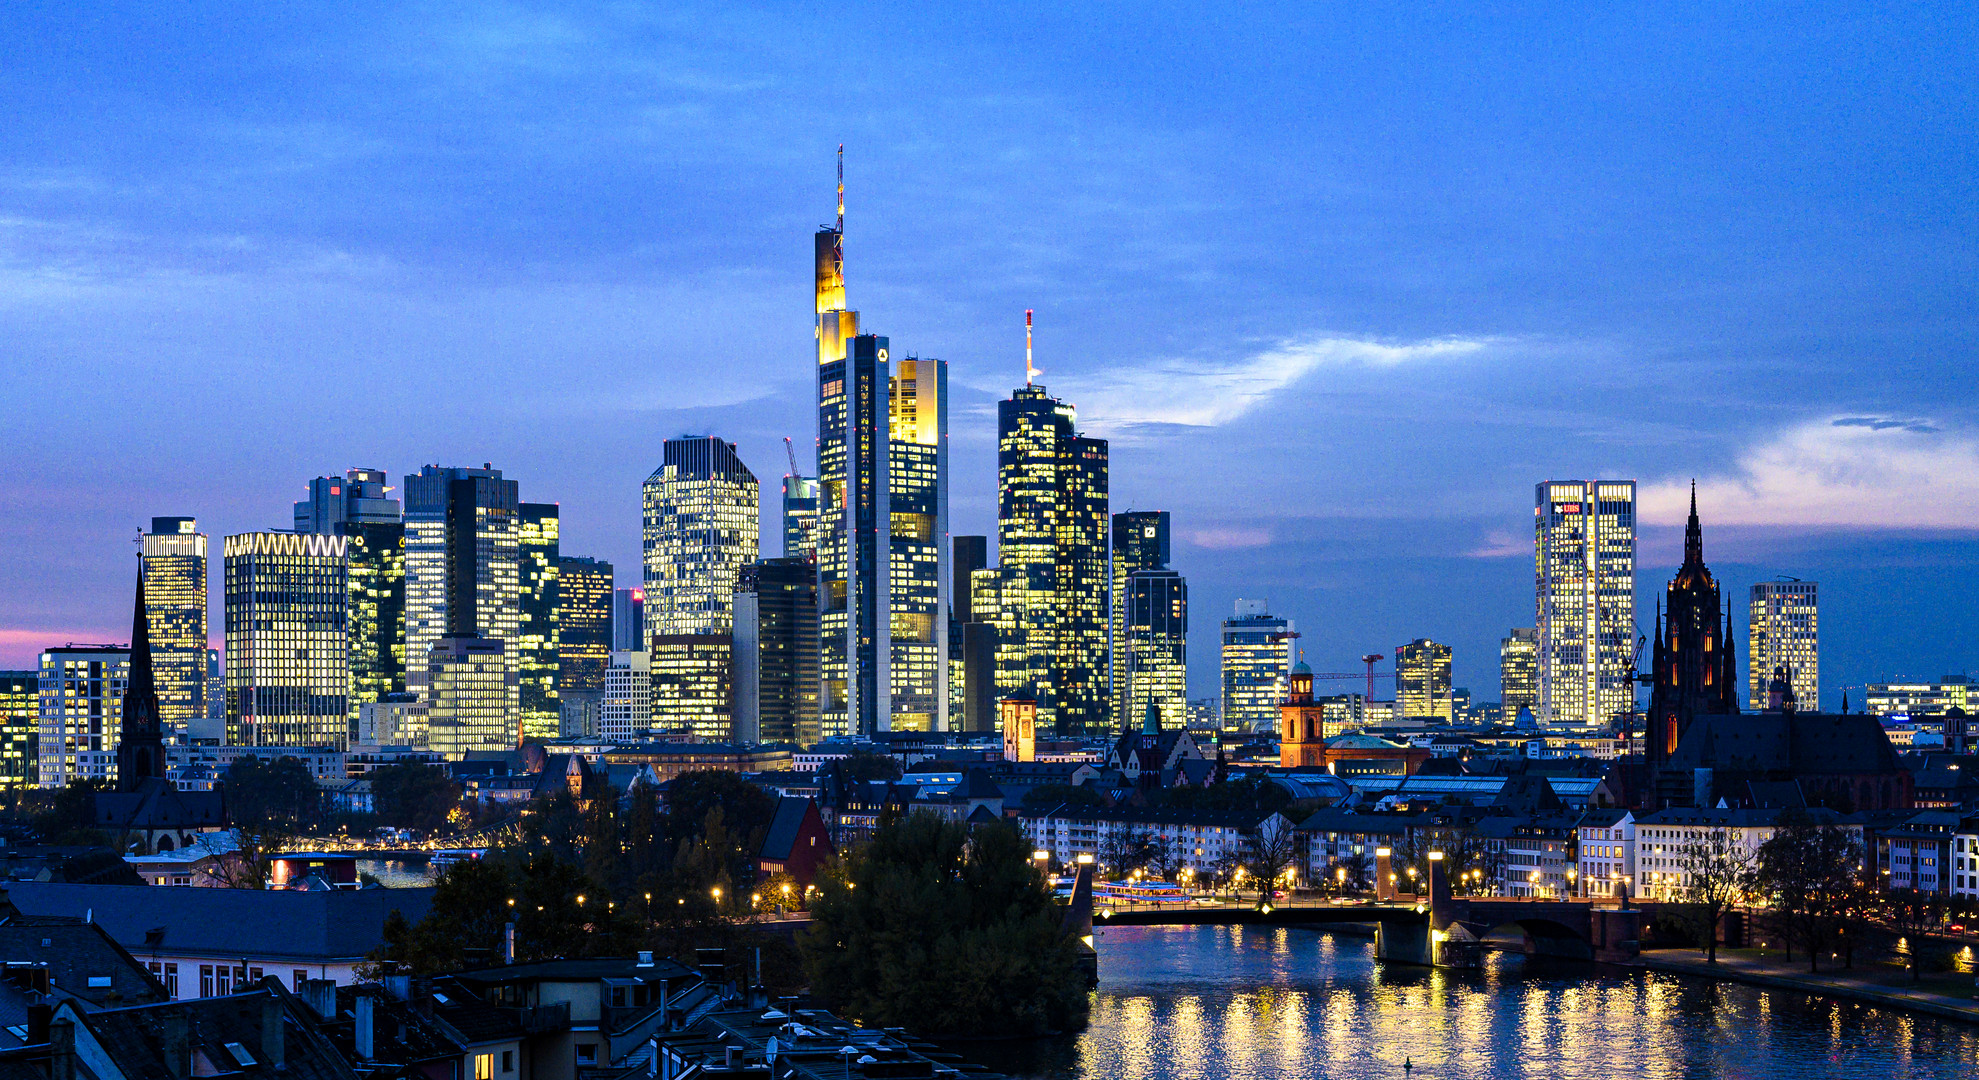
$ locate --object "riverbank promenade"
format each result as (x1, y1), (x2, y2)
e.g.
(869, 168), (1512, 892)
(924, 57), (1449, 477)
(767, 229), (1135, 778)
(1643, 948), (1979, 1026)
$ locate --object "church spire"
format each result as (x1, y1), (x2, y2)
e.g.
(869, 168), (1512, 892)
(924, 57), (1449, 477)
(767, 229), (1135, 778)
(125, 569), (157, 719)
(1683, 480), (1704, 567)
(118, 567), (165, 791)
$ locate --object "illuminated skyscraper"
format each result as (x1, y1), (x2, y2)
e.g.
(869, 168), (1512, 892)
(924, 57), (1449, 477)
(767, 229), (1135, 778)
(1534, 480), (1636, 728)
(612, 588), (644, 652)
(404, 466), (520, 723)
(980, 383), (1108, 735)
(1500, 628), (1539, 720)
(1749, 580), (1818, 711)
(140, 517), (208, 728)
(733, 558), (820, 747)
(36, 646), (126, 787)
(643, 436), (758, 739)
(1121, 567), (1187, 730)
(424, 636), (510, 758)
(517, 503), (560, 740)
(296, 469), (405, 735)
(1220, 600), (1293, 733)
(813, 167), (949, 737)
(599, 650), (649, 743)
(224, 531), (350, 749)
(557, 557), (613, 694)
(0, 671), (37, 790)
(952, 536), (997, 733)
(1393, 638), (1454, 721)
(783, 474), (819, 561)
(1111, 511), (1171, 725)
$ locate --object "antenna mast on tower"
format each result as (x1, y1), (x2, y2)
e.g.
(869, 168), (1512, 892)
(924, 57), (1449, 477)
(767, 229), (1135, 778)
(1024, 309), (1041, 385)
(836, 144), (844, 234)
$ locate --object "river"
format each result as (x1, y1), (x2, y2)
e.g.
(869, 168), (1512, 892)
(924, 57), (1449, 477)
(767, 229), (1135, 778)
(961, 925), (1979, 1079)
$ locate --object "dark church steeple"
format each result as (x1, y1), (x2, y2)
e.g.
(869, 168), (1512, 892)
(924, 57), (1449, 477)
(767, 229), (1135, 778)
(1644, 484), (1740, 804)
(116, 569), (167, 792)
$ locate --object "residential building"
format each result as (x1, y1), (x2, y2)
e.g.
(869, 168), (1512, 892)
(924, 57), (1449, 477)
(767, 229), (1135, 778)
(611, 587), (644, 652)
(599, 651), (649, 743)
(556, 555), (613, 695)
(1393, 638), (1453, 722)
(1111, 510), (1170, 723)
(732, 558), (820, 747)
(423, 636), (511, 757)
(977, 382), (1109, 736)
(1879, 810), (1959, 894)
(1120, 567), (1188, 730)
(813, 228), (950, 736)
(141, 517), (208, 727)
(1534, 480), (1636, 728)
(403, 465), (520, 720)
(224, 532), (350, 749)
(1953, 817), (1979, 899)
(783, 473), (819, 561)
(1748, 580), (1818, 712)
(295, 469), (405, 732)
(1221, 600), (1293, 733)
(516, 502), (560, 740)
(0, 670), (36, 789)
(1632, 806), (1830, 901)
(1499, 815), (1579, 898)
(1019, 805), (1293, 881)
(37, 646), (128, 787)
(1577, 809), (1636, 898)
(1500, 628), (1538, 720)
(643, 435), (758, 740)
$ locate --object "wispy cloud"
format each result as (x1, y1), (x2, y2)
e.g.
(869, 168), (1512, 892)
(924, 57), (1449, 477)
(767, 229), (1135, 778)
(1642, 416), (1979, 528)
(1184, 524), (1275, 550)
(1063, 335), (1488, 432)
(1465, 529), (1528, 558)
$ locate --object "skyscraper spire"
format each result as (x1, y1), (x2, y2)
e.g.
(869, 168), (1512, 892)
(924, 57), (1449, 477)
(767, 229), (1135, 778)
(1024, 309), (1040, 385)
(118, 566), (165, 791)
(1683, 479), (1703, 566)
(836, 143), (844, 235)
(126, 568), (157, 718)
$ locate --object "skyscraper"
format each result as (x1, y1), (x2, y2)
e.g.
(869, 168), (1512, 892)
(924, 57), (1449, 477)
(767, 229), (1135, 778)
(1221, 600), (1293, 732)
(813, 168), (949, 736)
(1534, 480), (1636, 729)
(424, 636), (510, 758)
(404, 465), (520, 722)
(980, 383), (1109, 735)
(600, 650), (650, 743)
(733, 558), (820, 747)
(140, 517), (208, 728)
(951, 536), (997, 733)
(1749, 580), (1818, 711)
(1121, 567), (1188, 730)
(37, 645), (126, 787)
(783, 474), (819, 561)
(612, 588), (644, 652)
(1111, 511), (1172, 725)
(1500, 628), (1539, 720)
(1393, 638), (1454, 721)
(643, 436), (758, 740)
(224, 532), (351, 749)
(517, 502), (560, 741)
(297, 469), (406, 735)
(557, 556), (613, 694)
(0, 671), (34, 790)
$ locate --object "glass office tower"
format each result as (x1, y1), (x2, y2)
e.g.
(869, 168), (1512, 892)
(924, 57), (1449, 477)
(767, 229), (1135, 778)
(1500, 628), (1539, 720)
(1111, 511), (1171, 726)
(642, 436), (757, 740)
(732, 557), (821, 747)
(1121, 567), (1188, 731)
(1220, 600), (1293, 733)
(1393, 638), (1454, 721)
(0, 672), (36, 790)
(1534, 480), (1636, 728)
(404, 466), (520, 725)
(783, 475), (819, 562)
(557, 556), (613, 694)
(1749, 581), (1818, 711)
(517, 503), (561, 741)
(296, 469), (405, 738)
(140, 517), (208, 727)
(224, 531), (351, 748)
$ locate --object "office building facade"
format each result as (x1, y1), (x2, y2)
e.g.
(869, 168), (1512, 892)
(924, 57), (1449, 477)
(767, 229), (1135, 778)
(951, 536), (997, 733)
(600, 650), (650, 743)
(223, 532), (350, 749)
(423, 636), (510, 758)
(814, 211), (950, 736)
(1111, 511), (1172, 725)
(294, 468), (401, 533)
(517, 502), (561, 741)
(612, 588), (645, 652)
(0, 672), (36, 789)
(1534, 480), (1636, 728)
(1121, 567), (1188, 730)
(783, 474), (819, 561)
(296, 469), (406, 737)
(1501, 628), (1538, 721)
(977, 385), (1108, 736)
(733, 558), (821, 747)
(642, 436), (758, 740)
(556, 556), (613, 694)
(1394, 638), (1454, 721)
(1221, 600), (1293, 733)
(1749, 581), (1818, 712)
(36, 646), (127, 788)
(140, 517), (208, 728)
(404, 465), (520, 724)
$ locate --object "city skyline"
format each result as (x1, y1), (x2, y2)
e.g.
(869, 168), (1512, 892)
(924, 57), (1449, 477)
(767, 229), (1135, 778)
(3, 6), (1976, 705)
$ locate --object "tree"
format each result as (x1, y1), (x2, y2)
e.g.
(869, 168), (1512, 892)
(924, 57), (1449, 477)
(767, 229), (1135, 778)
(801, 812), (1089, 1037)
(834, 750), (902, 785)
(1881, 889), (1947, 983)
(369, 762), (462, 834)
(1753, 811), (1861, 971)
(223, 756), (320, 832)
(1021, 783), (1105, 810)
(1675, 828), (1756, 962)
(1098, 828), (1158, 880)
(371, 857), (514, 973)
(1239, 815), (1296, 907)
(664, 770), (778, 876)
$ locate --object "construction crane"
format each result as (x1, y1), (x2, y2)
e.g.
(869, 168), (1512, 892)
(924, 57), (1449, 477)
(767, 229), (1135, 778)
(783, 437), (801, 478)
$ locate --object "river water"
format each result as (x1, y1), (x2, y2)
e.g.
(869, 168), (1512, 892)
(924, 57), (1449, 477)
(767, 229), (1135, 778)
(964, 925), (1979, 1080)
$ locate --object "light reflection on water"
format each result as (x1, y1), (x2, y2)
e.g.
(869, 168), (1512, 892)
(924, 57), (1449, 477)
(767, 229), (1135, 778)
(355, 858), (439, 888)
(963, 925), (1979, 1080)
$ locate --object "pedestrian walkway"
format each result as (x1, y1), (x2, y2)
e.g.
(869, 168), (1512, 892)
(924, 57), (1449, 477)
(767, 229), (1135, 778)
(1642, 949), (1979, 1026)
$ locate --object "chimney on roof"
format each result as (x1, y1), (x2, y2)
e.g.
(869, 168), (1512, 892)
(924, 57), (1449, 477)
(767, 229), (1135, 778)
(354, 993), (375, 1061)
(160, 1009), (189, 1079)
(260, 994), (286, 1069)
(299, 979), (337, 1022)
(25, 1004), (50, 1047)
(49, 1017), (76, 1080)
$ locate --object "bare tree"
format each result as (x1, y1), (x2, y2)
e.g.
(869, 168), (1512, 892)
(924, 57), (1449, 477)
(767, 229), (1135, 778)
(1240, 815), (1297, 908)
(1677, 827), (1756, 962)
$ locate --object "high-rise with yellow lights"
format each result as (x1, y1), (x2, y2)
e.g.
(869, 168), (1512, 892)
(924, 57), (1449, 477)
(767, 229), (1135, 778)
(1748, 580), (1817, 711)
(224, 531), (351, 749)
(643, 435), (758, 740)
(140, 517), (208, 729)
(814, 152), (949, 737)
(1534, 480), (1636, 729)
(1393, 638), (1453, 721)
(977, 381), (1109, 736)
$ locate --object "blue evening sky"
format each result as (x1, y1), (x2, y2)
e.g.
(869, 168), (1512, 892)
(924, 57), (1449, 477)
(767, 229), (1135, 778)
(3, 3), (1975, 707)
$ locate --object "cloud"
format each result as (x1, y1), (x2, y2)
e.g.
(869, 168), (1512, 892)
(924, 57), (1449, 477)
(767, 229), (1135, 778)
(1465, 529), (1528, 558)
(1642, 417), (1979, 528)
(1184, 524), (1275, 550)
(1063, 334), (1487, 432)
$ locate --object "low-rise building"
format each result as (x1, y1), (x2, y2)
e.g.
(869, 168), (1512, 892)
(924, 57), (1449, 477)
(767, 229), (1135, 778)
(1633, 807), (1837, 901)
(1576, 809), (1635, 899)
(1018, 805), (1292, 881)
(1878, 810), (1961, 894)
(1952, 815), (1979, 899)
